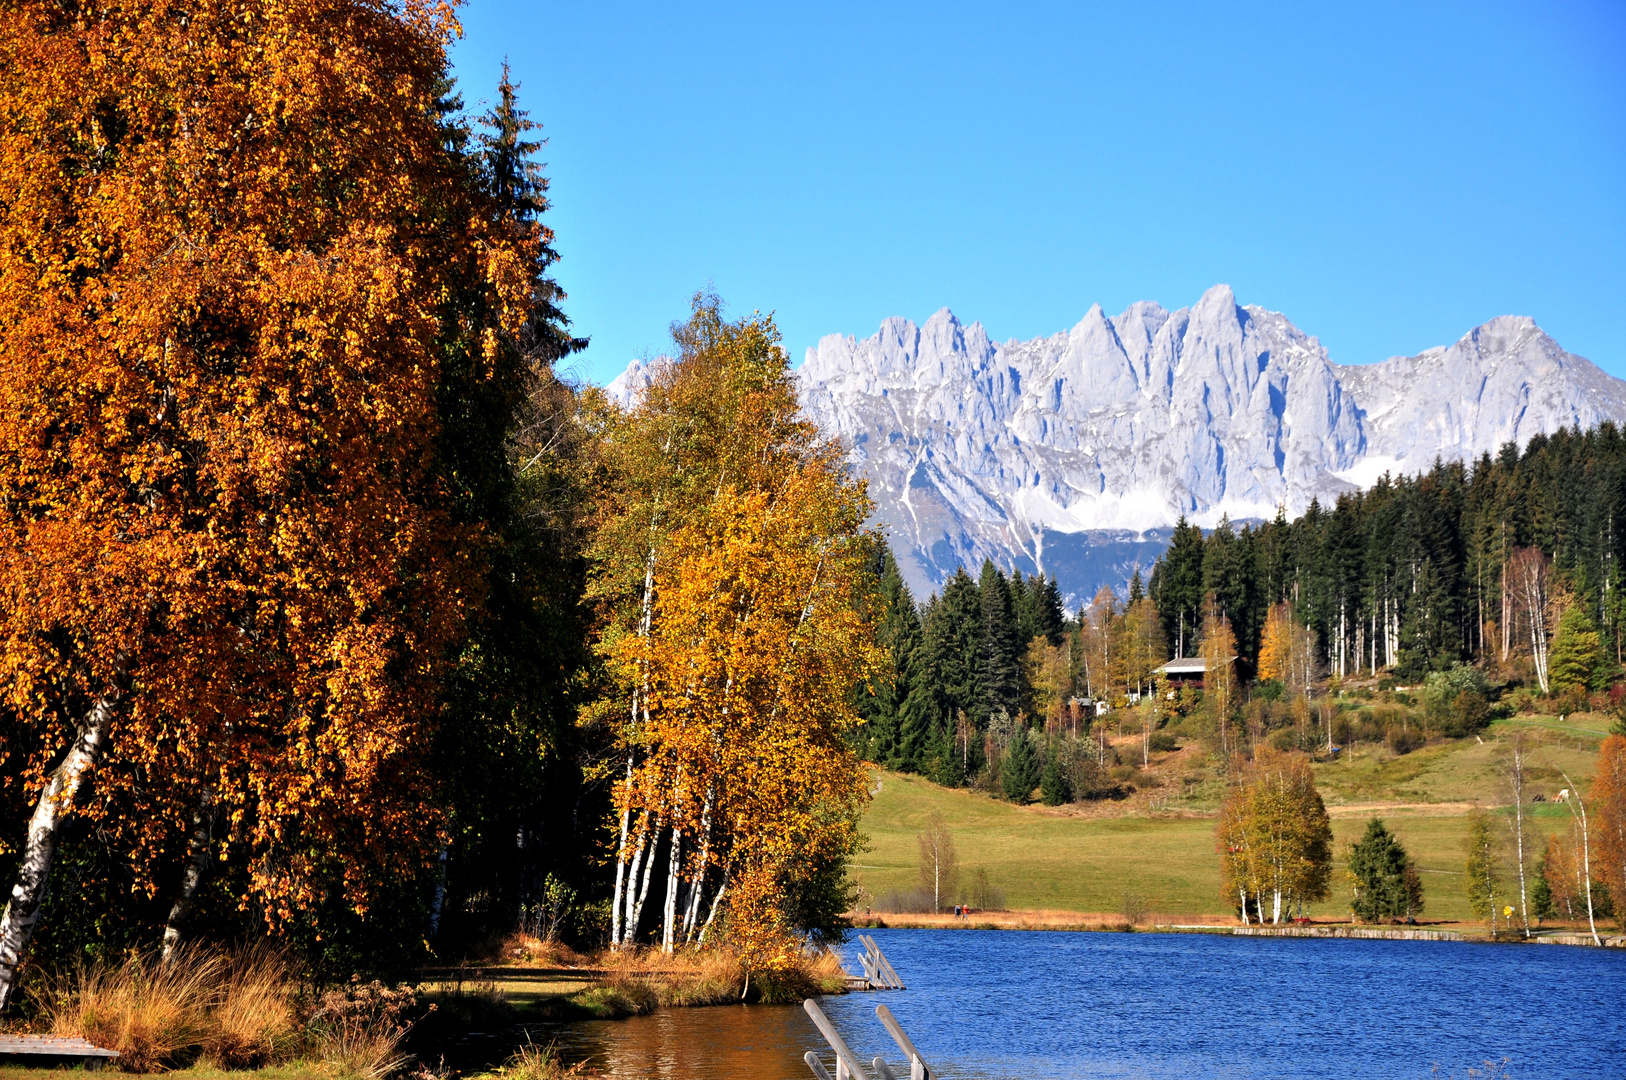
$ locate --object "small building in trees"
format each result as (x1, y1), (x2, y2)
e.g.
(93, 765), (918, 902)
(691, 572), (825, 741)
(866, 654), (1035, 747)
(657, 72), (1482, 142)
(1155, 657), (1211, 689)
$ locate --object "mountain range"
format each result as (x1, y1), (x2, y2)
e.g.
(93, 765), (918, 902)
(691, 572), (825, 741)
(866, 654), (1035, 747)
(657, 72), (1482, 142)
(610, 285), (1626, 607)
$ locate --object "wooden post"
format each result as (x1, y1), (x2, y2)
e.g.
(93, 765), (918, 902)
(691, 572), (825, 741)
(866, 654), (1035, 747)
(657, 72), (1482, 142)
(876, 1004), (930, 1079)
(804, 1052), (834, 1080)
(803, 999), (873, 1080)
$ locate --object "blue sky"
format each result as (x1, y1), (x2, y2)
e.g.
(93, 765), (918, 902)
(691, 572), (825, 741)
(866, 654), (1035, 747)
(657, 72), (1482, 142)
(448, 1), (1625, 385)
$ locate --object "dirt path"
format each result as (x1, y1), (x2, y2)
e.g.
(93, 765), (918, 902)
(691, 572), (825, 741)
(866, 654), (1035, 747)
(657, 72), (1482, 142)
(1323, 801), (1486, 817)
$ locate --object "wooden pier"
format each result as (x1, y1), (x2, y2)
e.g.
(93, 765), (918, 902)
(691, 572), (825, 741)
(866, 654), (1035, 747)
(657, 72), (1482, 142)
(852, 934), (905, 990)
(0, 1035), (119, 1068)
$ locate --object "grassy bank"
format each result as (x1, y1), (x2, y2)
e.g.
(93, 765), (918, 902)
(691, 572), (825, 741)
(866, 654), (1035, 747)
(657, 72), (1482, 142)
(0, 941), (848, 1080)
(419, 941), (848, 1022)
(854, 714), (1608, 926)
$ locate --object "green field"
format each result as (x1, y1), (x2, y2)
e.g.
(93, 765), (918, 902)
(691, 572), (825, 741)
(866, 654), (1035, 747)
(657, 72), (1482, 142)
(854, 715), (1611, 925)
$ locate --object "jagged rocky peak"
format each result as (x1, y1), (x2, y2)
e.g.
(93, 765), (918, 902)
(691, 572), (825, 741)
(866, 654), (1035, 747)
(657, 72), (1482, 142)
(608, 288), (1626, 605)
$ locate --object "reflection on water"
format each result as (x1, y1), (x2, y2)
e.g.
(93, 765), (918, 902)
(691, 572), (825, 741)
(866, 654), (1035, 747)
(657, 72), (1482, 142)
(541, 1002), (822, 1078)
(540, 929), (1626, 1079)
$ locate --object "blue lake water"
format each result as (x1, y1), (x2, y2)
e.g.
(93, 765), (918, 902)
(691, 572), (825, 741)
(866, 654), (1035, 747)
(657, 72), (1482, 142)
(546, 928), (1626, 1079)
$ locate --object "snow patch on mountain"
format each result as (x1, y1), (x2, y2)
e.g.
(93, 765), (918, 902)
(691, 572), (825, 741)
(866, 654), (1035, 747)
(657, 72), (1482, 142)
(785, 286), (1626, 604)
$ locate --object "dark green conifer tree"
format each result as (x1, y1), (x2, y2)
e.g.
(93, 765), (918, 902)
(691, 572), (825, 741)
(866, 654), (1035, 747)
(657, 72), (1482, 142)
(857, 547), (922, 765)
(1036, 575), (1066, 644)
(1151, 515), (1206, 658)
(1347, 818), (1424, 922)
(1530, 848), (1556, 922)
(1550, 601), (1604, 692)
(976, 560), (1021, 726)
(1039, 741), (1070, 806)
(1010, 570), (1036, 645)
(899, 570), (981, 776)
(1001, 728), (1039, 804)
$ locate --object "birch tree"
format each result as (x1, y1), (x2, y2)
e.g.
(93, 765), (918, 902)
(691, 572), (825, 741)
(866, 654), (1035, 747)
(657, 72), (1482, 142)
(0, 0), (540, 1008)
(593, 299), (879, 956)
(1509, 548), (1553, 694)
(1216, 751), (1332, 924)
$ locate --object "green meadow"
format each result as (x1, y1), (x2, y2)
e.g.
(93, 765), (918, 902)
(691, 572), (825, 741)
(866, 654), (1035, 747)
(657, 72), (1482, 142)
(854, 715), (1611, 926)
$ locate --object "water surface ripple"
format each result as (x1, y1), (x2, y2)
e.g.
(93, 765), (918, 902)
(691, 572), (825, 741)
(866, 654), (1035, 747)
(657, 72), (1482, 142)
(547, 928), (1626, 1079)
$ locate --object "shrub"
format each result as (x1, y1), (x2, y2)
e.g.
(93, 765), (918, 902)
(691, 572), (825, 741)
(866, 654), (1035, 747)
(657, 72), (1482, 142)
(1385, 726), (1421, 756)
(1422, 664), (1490, 732)
(1555, 683), (1590, 717)
(1119, 893), (1148, 927)
(960, 867), (1005, 911)
(1148, 733), (1179, 753)
(307, 978), (420, 1080)
(1443, 690), (1490, 738)
(871, 888), (937, 914)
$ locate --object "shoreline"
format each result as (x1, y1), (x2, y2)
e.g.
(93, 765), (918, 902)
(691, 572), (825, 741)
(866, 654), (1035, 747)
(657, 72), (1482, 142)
(848, 910), (1626, 946)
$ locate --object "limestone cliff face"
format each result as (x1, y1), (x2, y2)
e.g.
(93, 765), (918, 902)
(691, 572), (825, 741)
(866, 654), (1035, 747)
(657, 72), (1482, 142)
(613, 286), (1626, 604)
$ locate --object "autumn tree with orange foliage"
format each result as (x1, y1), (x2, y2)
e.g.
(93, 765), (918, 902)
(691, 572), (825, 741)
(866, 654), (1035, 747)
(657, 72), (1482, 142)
(1592, 734), (1626, 925)
(0, 0), (563, 1005)
(1258, 601), (1319, 698)
(590, 297), (879, 972)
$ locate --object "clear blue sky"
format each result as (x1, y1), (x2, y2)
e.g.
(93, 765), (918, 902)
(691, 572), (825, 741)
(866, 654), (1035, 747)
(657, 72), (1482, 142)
(448, 1), (1625, 385)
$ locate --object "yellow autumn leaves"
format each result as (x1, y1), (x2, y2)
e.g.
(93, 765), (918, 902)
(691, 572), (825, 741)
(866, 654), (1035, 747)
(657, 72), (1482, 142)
(592, 297), (880, 969)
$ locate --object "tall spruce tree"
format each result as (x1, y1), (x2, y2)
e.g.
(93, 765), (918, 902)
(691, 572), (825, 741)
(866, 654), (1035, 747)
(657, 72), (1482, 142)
(899, 570), (981, 776)
(1346, 818), (1424, 921)
(976, 560), (1022, 726)
(1001, 728), (1040, 804)
(1151, 515), (1206, 658)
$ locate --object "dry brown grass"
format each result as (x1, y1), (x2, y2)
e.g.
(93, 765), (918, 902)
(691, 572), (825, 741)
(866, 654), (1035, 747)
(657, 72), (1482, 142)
(39, 945), (415, 1078)
(492, 934), (586, 968)
(492, 1039), (599, 1080)
(553, 943), (849, 1014)
(43, 946), (225, 1072)
(304, 978), (420, 1080)
(851, 907), (1212, 932)
(202, 946), (300, 1069)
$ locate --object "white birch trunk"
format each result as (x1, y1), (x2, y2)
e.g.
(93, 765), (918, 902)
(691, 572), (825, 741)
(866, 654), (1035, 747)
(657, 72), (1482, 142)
(698, 862), (731, 943)
(661, 828), (682, 953)
(627, 818), (662, 946)
(161, 784), (215, 961)
(682, 797), (713, 943)
(1560, 771), (1602, 947)
(620, 813), (651, 946)
(1510, 741), (1530, 938)
(0, 689), (119, 1012)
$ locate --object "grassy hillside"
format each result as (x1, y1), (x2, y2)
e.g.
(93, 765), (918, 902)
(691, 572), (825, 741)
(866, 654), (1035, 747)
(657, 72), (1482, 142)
(853, 714), (1611, 926)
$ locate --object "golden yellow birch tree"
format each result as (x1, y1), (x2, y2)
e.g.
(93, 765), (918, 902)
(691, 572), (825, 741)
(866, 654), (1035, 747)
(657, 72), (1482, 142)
(592, 298), (879, 960)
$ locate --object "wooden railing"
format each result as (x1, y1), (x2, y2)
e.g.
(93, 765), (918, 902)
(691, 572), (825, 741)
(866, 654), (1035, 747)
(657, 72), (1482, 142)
(802, 999), (932, 1080)
(856, 933), (904, 990)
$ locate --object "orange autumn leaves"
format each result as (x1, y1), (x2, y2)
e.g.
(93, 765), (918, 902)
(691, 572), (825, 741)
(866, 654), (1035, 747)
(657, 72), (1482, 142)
(0, 0), (539, 921)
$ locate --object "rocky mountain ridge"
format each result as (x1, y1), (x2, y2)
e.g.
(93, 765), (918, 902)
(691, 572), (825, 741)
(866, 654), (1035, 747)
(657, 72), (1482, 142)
(610, 285), (1626, 605)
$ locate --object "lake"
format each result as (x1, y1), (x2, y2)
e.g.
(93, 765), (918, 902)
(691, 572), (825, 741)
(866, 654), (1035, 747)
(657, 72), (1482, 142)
(544, 928), (1626, 1079)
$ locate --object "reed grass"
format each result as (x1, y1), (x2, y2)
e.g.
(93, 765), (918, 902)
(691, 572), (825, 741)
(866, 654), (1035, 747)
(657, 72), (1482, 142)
(34, 946), (413, 1078)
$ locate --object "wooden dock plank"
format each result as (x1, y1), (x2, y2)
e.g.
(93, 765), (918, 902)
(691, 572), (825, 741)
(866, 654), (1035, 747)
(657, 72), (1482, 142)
(0, 1035), (120, 1058)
